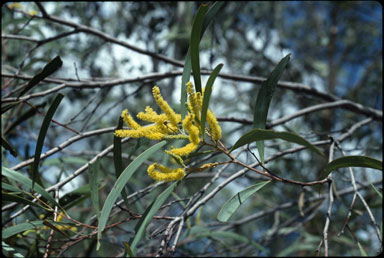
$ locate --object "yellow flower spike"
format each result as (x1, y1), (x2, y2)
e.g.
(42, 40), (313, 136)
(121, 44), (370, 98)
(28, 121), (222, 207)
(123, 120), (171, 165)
(170, 142), (198, 156)
(152, 86), (179, 127)
(187, 82), (201, 121)
(28, 10), (38, 16)
(115, 125), (165, 140)
(147, 163), (185, 181)
(137, 106), (168, 123)
(121, 109), (141, 129)
(206, 109), (222, 141)
(182, 114), (200, 145)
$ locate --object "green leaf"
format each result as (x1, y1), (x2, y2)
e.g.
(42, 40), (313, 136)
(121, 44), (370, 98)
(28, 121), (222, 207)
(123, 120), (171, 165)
(2, 220), (71, 239)
(321, 156), (382, 179)
(18, 56), (63, 98)
(253, 54), (291, 165)
(2, 221), (44, 239)
(180, 2), (225, 118)
(370, 183), (382, 199)
(1, 135), (18, 157)
(190, 4), (209, 93)
(90, 158), (100, 219)
(357, 242), (368, 256)
(2, 166), (64, 211)
(2, 192), (48, 210)
(230, 128), (324, 157)
(113, 116), (130, 209)
(217, 180), (270, 222)
(32, 93), (64, 190)
(97, 141), (167, 251)
(200, 63), (223, 139)
(129, 181), (178, 255)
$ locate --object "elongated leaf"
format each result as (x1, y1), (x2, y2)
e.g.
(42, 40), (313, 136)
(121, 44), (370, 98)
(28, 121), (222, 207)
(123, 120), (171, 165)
(358, 242), (368, 256)
(2, 182), (23, 193)
(230, 128), (324, 157)
(370, 183), (382, 199)
(1, 135), (18, 157)
(200, 63), (223, 139)
(130, 182), (178, 255)
(90, 158), (100, 219)
(2, 192), (48, 210)
(181, 2), (225, 118)
(217, 180), (270, 222)
(2, 220), (72, 239)
(2, 166), (63, 211)
(253, 54), (291, 165)
(97, 141), (167, 250)
(18, 56), (63, 98)
(321, 156), (382, 179)
(190, 4), (209, 93)
(113, 116), (130, 209)
(32, 93), (64, 190)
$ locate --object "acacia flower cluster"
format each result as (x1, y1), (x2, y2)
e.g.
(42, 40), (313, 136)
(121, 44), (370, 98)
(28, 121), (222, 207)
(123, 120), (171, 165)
(115, 82), (222, 181)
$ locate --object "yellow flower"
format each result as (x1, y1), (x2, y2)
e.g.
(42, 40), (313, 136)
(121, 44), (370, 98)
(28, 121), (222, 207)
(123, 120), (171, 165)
(206, 109), (222, 141)
(115, 125), (165, 140)
(152, 86), (180, 127)
(170, 142), (198, 156)
(28, 10), (38, 16)
(121, 109), (140, 129)
(187, 82), (201, 121)
(147, 163), (185, 181)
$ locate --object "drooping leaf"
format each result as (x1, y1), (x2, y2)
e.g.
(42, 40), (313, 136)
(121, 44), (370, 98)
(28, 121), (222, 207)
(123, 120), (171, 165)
(181, 2), (225, 118)
(129, 182), (178, 255)
(230, 128), (324, 157)
(97, 141), (167, 251)
(200, 63), (223, 139)
(253, 54), (291, 165)
(217, 180), (270, 222)
(113, 116), (130, 209)
(321, 156), (382, 179)
(2, 220), (72, 239)
(32, 93), (64, 190)
(2, 192), (48, 210)
(2, 166), (64, 211)
(190, 4), (209, 93)
(18, 56), (63, 98)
